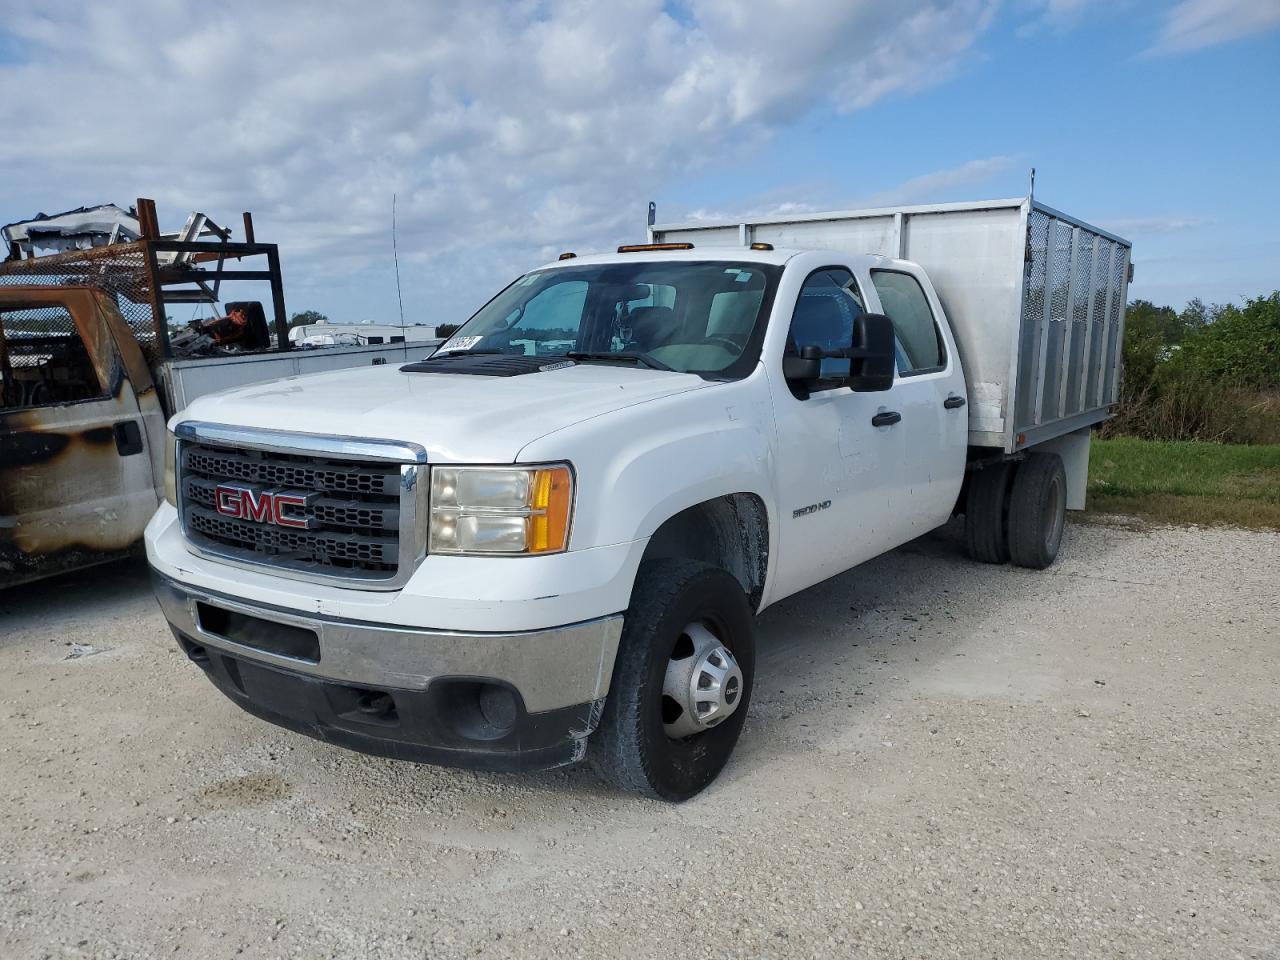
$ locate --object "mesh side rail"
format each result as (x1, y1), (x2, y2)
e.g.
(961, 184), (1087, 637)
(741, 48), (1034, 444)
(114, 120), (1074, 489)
(1017, 209), (1131, 432)
(0, 243), (159, 352)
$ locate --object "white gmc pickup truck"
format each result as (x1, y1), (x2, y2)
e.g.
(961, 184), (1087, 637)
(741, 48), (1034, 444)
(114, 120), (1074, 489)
(146, 197), (1132, 800)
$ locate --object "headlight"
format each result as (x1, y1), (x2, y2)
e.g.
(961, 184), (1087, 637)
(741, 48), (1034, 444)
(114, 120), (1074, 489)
(429, 464), (573, 555)
(163, 430), (178, 506)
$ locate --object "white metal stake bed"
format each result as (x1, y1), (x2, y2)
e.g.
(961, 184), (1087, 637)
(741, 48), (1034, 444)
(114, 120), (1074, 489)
(651, 196), (1132, 453)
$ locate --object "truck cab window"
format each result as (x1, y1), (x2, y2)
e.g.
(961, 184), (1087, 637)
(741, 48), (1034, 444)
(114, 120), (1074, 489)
(0, 306), (104, 410)
(707, 287), (764, 343)
(504, 280), (588, 356)
(870, 270), (945, 375)
(438, 262), (781, 378)
(786, 268), (865, 385)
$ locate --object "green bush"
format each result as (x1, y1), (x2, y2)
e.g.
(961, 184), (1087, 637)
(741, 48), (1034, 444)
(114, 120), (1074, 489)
(1159, 292), (1280, 391)
(1105, 291), (1280, 444)
(1120, 300), (1176, 389)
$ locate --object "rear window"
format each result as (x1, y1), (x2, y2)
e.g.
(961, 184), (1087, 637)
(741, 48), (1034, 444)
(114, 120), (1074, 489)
(871, 270), (945, 374)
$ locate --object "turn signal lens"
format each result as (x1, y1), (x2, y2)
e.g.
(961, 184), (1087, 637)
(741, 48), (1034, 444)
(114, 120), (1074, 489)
(529, 465), (572, 554)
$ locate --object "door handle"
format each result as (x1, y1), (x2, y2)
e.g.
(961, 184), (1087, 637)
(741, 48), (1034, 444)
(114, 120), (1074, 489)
(871, 411), (901, 427)
(943, 395), (966, 409)
(113, 421), (144, 456)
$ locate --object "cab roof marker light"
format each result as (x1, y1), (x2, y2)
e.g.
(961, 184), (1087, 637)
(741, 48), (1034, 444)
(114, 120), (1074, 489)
(558, 252), (576, 260)
(749, 242), (774, 251)
(617, 242), (694, 253)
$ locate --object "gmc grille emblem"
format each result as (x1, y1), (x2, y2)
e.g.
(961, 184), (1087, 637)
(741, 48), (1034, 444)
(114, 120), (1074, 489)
(214, 483), (318, 529)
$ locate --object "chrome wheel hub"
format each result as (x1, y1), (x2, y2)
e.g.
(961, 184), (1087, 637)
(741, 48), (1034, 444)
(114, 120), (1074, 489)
(662, 622), (743, 740)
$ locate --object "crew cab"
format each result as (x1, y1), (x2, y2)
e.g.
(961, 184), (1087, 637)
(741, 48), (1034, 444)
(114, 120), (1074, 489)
(145, 197), (1132, 800)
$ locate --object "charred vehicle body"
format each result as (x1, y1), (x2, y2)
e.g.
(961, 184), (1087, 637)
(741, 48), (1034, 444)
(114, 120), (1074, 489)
(1, 199), (435, 587)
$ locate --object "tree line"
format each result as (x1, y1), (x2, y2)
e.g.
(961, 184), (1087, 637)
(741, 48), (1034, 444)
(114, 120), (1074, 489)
(1107, 291), (1280, 444)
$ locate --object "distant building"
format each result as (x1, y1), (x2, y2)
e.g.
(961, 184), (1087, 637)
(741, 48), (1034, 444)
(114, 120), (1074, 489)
(288, 322), (439, 348)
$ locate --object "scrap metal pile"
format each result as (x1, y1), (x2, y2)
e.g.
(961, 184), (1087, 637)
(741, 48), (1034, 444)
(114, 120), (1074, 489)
(0, 198), (291, 360)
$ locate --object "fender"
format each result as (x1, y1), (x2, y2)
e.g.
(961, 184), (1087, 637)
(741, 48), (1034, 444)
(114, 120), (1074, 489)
(516, 372), (780, 594)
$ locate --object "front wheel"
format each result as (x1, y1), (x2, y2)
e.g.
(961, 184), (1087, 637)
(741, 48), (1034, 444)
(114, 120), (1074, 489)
(590, 560), (755, 801)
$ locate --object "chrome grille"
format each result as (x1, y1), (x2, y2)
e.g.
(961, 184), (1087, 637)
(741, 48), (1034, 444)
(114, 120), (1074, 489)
(183, 447), (396, 495)
(176, 427), (425, 589)
(186, 508), (398, 566)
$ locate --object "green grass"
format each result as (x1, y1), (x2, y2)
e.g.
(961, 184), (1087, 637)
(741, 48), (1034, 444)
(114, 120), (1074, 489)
(1087, 437), (1280, 529)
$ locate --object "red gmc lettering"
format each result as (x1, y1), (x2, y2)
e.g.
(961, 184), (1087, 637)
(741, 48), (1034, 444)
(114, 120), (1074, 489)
(213, 484), (314, 528)
(241, 489), (275, 523)
(271, 493), (312, 529)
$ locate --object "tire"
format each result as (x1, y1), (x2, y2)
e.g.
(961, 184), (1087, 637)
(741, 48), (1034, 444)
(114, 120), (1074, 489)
(1007, 452), (1067, 570)
(590, 559), (756, 802)
(964, 461), (1014, 564)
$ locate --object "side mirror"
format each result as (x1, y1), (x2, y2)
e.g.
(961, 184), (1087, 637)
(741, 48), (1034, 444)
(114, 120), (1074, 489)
(783, 312), (897, 391)
(847, 312), (895, 392)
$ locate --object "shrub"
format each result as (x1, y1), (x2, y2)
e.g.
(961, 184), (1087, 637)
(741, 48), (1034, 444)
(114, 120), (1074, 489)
(1105, 291), (1280, 444)
(1159, 292), (1280, 391)
(1101, 384), (1280, 445)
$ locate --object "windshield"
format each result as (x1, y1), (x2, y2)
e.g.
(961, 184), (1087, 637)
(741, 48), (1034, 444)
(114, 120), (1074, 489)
(435, 260), (782, 377)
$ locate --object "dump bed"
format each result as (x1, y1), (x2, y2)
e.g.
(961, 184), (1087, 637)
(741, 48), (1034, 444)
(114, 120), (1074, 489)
(652, 198), (1131, 452)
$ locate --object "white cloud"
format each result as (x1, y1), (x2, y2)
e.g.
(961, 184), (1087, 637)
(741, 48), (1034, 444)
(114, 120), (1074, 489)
(1097, 215), (1212, 235)
(859, 155), (1022, 206)
(0, 0), (997, 322)
(1036, 0), (1103, 24)
(1015, 0), (1110, 36)
(1149, 0), (1280, 54)
(653, 155), (1021, 226)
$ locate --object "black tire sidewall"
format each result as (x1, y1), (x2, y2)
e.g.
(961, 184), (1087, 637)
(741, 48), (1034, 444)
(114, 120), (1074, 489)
(965, 461), (1014, 564)
(1008, 453), (1067, 569)
(639, 570), (755, 797)
(595, 560), (756, 801)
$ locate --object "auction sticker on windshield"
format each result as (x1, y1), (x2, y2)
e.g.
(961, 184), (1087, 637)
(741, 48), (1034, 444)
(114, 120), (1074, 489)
(439, 335), (483, 353)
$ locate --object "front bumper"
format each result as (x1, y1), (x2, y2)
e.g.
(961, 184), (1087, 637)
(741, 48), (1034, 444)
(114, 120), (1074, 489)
(152, 572), (624, 771)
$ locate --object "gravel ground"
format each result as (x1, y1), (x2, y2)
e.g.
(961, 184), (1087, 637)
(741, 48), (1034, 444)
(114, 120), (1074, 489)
(1, 519), (1277, 960)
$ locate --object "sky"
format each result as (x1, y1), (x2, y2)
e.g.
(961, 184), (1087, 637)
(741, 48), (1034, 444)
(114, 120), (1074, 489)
(1, 0), (1277, 327)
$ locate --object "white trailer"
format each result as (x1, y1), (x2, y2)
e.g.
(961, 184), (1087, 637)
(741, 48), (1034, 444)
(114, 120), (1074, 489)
(651, 196), (1133, 455)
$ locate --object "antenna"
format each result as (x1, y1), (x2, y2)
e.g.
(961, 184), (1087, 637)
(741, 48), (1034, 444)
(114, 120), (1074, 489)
(392, 193), (406, 327)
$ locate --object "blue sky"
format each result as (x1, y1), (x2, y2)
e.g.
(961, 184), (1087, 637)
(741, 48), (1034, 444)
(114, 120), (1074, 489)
(665, 4), (1280, 310)
(1, 1), (1277, 325)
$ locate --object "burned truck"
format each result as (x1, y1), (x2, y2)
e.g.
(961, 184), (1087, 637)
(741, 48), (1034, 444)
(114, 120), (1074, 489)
(0, 199), (430, 587)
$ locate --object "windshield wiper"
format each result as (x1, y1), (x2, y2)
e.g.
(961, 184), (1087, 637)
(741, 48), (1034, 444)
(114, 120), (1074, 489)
(566, 351), (674, 372)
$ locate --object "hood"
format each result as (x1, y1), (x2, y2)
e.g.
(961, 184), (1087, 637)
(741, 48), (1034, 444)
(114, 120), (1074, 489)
(178, 361), (711, 462)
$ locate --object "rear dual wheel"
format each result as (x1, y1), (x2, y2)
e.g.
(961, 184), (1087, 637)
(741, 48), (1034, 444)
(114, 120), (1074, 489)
(591, 560), (755, 802)
(1007, 453), (1067, 569)
(963, 461), (1014, 564)
(964, 451), (1067, 570)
